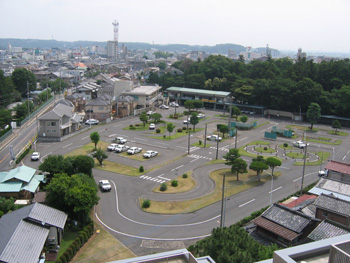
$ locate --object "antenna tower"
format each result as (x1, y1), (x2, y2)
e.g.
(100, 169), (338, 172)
(112, 20), (119, 42)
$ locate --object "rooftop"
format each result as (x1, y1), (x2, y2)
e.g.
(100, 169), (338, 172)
(167, 86), (231, 97)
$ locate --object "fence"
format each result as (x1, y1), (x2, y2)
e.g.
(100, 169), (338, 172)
(19, 97), (54, 126)
(272, 126), (293, 138)
(0, 129), (13, 143)
(231, 121), (257, 129)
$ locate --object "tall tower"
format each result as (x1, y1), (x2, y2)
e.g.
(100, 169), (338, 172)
(112, 20), (119, 42)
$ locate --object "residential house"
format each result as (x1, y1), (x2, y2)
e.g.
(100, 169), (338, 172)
(65, 93), (87, 112)
(313, 193), (350, 226)
(38, 99), (81, 141)
(121, 84), (162, 110)
(253, 203), (320, 247)
(307, 219), (350, 242)
(0, 165), (44, 199)
(0, 202), (67, 263)
(323, 160), (350, 183)
(74, 82), (100, 101)
(308, 177), (350, 202)
(84, 94), (114, 121)
(117, 95), (135, 117)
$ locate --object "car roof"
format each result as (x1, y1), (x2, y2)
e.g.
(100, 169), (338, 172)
(99, 180), (110, 183)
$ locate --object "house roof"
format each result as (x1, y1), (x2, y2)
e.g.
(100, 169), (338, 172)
(118, 95), (134, 102)
(308, 178), (350, 201)
(308, 220), (350, 241)
(258, 204), (314, 233)
(314, 193), (350, 217)
(0, 203), (67, 263)
(325, 160), (350, 175)
(55, 99), (74, 108)
(280, 195), (317, 209)
(122, 85), (161, 96)
(0, 165), (36, 183)
(85, 98), (109, 106)
(39, 102), (73, 121)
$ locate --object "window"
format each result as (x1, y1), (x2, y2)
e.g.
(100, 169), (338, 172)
(50, 121), (56, 126)
(322, 211), (328, 217)
(98, 106), (104, 110)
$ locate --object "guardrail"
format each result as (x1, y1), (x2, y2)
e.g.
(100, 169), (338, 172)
(0, 129), (13, 143)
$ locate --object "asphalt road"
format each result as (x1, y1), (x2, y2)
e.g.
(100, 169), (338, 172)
(3, 106), (350, 256)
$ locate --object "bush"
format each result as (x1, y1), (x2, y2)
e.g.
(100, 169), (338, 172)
(55, 259), (62, 263)
(59, 254), (67, 263)
(63, 251), (71, 262)
(129, 124), (133, 128)
(177, 128), (182, 132)
(183, 127), (187, 130)
(15, 146), (31, 164)
(142, 199), (151, 208)
(67, 247), (74, 258)
(171, 180), (178, 187)
(130, 126), (136, 130)
(283, 143), (288, 147)
(264, 146), (268, 151)
(139, 166), (144, 172)
(135, 124), (140, 127)
(199, 140), (202, 145)
(188, 127), (192, 131)
(156, 128), (161, 133)
(163, 135), (166, 138)
(182, 173), (188, 178)
(160, 183), (167, 191)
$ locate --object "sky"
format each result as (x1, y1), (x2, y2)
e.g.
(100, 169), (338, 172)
(1, 0), (350, 53)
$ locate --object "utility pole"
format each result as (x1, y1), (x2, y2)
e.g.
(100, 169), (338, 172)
(235, 129), (238, 149)
(216, 139), (219, 160)
(220, 173), (226, 227)
(300, 144), (308, 196)
(187, 129), (191, 155)
(228, 96), (232, 136)
(27, 81), (30, 116)
(204, 124), (207, 148)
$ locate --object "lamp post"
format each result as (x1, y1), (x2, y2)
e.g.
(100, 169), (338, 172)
(269, 173), (274, 205)
(220, 173), (226, 228)
(300, 143), (309, 196)
(235, 129), (238, 149)
(216, 139), (219, 160)
(187, 128), (191, 155)
(204, 124), (207, 148)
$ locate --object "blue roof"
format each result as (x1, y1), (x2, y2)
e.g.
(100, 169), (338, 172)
(1, 165), (36, 183)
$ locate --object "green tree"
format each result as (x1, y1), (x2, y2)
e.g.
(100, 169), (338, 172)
(0, 109), (12, 128)
(90, 131), (100, 149)
(332, 119), (342, 134)
(93, 148), (108, 166)
(46, 173), (99, 223)
(166, 122), (175, 137)
(147, 72), (160, 84)
(306, 102), (321, 130)
(0, 70), (17, 108)
(219, 125), (229, 138)
(158, 62), (166, 70)
(229, 105), (241, 121)
(72, 155), (95, 177)
(150, 112), (162, 123)
(190, 112), (199, 131)
(250, 160), (268, 181)
(240, 115), (248, 123)
(231, 158), (247, 181)
(38, 155), (74, 179)
(11, 68), (36, 97)
(265, 157), (282, 177)
(14, 100), (34, 119)
(193, 99), (204, 112)
(139, 112), (148, 126)
(184, 100), (194, 112)
(38, 88), (52, 103)
(223, 148), (240, 167)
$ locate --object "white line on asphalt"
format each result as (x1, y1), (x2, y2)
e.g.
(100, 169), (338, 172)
(293, 171), (318, 182)
(81, 136), (89, 140)
(158, 175), (171, 181)
(190, 158), (199, 163)
(342, 155), (346, 160)
(280, 166), (290, 169)
(108, 134), (118, 137)
(260, 129), (267, 133)
(176, 146), (187, 149)
(238, 137), (248, 142)
(269, 186), (282, 194)
(134, 137), (147, 141)
(347, 149), (350, 154)
(68, 145), (83, 150)
(267, 125), (274, 130)
(239, 199), (255, 208)
(62, 143), (72, 148)
(293, 178), (300, 182)
(175, 165), (184, 170)
(40, 152), (52, 162)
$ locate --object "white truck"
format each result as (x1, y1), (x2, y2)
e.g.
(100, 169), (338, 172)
(207, 134), (222, 141)
(293, 140), (306, 148)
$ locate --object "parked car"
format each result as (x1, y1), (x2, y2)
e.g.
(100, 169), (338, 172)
(127, 147), (142, 155)
(114, 137), (127, 144)
(198, 113), (205, 118)
(143, 150), (158, 158)
(149, 123), (156, 130)
(293, 140), (306, 148)
(159, 104), (169, 109)
(249, 111), (256, 115)
(170, 102), (179, 107)
(99, 180), (112, 192)
(183, 118), (191, 124)
(147, 111), (154, 115)
(85, 119), (99, 125)
(318, 170), (328, 177)
(31, 152), (40, 161)
(115, 145), (130, 153)
(207, 135), (222, 141)
(107, 143), (120, 151)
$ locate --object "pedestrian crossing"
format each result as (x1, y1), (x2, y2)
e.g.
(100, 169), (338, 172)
(140, 175), (168, 184)
(189, 146), (200, 152)
(188, 154), (213, 160)
(209, 146), (229, 152)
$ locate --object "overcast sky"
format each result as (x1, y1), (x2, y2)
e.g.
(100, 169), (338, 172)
(1, 0), (349, 53)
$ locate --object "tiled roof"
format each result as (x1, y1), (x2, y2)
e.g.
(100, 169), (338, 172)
(0, 165), (36, 183)
(308, 220), (350, 241)
(325, 160), (350, 174)
(280, 195), (317, 209)
(86, 98), (109, 106)
(253, 216), (301, 241)
(314, 193), (350, 216)
(261, 204), (313, 233)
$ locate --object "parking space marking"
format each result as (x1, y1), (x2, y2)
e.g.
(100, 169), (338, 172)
(108, 134), (118, 137)
(81, 136), (89, 140)
(62, 143), (72, 148)
(239, 199), (255, 208)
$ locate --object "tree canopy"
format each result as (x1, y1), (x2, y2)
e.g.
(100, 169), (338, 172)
(306, 102), (321, 130)
(90, 131), (100, 149)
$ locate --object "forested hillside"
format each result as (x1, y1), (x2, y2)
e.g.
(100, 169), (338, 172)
(149, 55), (350, 117)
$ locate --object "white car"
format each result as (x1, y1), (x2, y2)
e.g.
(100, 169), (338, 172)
(127, 147), (142, 155)
(107, 143), (120, 151)
(293, 140), (306, 148)
(115, 137), (127, 144)
(115, 145), (130, 153)
(147, 111), (154, 115)
(183, 118), (191, 124)
(198, 113), (205, 118)
(170, 102), (179, 107)
(159, 104), (169, 109)
(31, 152), (40, 161)
(143, 150), (158, 158)
(85, 119), (99, 125)
(207, 135), (222, 141)
(99, 180), (111, 192)
(149, 123), (156, 130)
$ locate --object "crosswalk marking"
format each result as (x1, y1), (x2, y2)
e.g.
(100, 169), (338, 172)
(139, 175), (166, 184)
(188, 154), (212, 160)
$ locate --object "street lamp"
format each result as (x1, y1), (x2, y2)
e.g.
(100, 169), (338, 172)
(216, 139), (219, 160)
(300, 143), (309, 196)
(269, 173), (274, 205)
(187, 128), (191, 155)
(220, 173), (226, 228)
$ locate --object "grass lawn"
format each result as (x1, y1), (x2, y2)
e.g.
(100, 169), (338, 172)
(293, 151), (330, 166)
(149, 128), (204, 140)
(306, 137), (342, 145)
(119, 151), (147, 161)
(255, 147), (276, 153)
(95, 160), (143, 176)
(328, 130), (348, 136)
(65, 142), (110, 157)
(152, 171), (196, 193)
(285, 125), (319, 132)
(238, 140), (271, 158)
(71, 223), (135, 263)
(192, 142), (211, 148)
(286, 152), (305, 159)
(279, 144), (294, 150)
(141, 169), (281, 214)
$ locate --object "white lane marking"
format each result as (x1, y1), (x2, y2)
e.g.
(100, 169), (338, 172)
(109, 134), (118, 137)
(158, 174), (171, 181)
(135, 137), (148, 141)
(190, 158), (199, 163)
(81, 136), (89, 140)
(347, 149), (350, 154)
(40, 152), (52, 162)
(62, 143), (72, 148)
(280, 166), (290, 170)
(260, 128), (267, 133)
(239, 199), (255, 208)
(293, 172), (318, 182)
(69, 145), (83, 150)
(176, 146), (187, 149)
(269, 186), (282, 194)
(237, 137), (248, 143)
(342, 155), (346, 160)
